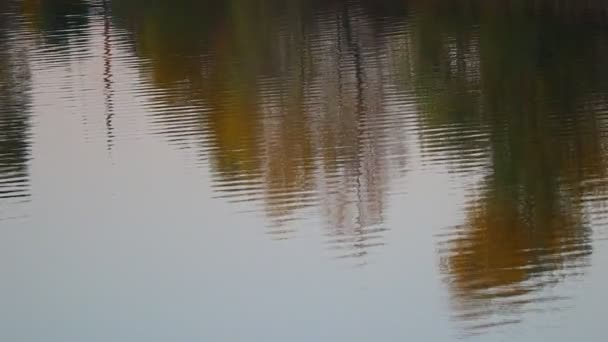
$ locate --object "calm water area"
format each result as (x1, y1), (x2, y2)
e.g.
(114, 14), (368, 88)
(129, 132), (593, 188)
(2, 0), (608, 340)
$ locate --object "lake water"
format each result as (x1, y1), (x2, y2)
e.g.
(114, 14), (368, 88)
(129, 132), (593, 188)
(2, 0), (608, 341)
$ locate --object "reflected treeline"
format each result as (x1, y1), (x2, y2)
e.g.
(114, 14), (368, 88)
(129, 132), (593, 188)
(394, 0), (608, 333)
(0, 1), (32, 217)
(21, 0), (90, 57)
(111, 0), (410, 258)
(111, 0), (608, 319)
(18, 0), (608, 333)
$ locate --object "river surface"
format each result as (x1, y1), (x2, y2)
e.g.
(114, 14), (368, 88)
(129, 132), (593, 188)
(2, 0), (608, 341)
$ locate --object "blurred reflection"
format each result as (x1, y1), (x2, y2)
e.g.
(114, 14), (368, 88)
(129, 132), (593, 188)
(15, 0), (608, 335)
(0, 2), (32, 219)
(111, 0), (410, 257)
(110, 0), (608, 324)
(21, 0), (90, 59)
(102, 0), (114, 150)
(395, 0), (608, 333)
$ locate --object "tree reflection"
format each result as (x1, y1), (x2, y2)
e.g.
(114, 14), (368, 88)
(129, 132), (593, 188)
(24, 0), (608, 332)
(111, 0), (409, 258)
(21, 0), (89, 55)
(0, 2), (32, 218)
(396, 0), (608, 332)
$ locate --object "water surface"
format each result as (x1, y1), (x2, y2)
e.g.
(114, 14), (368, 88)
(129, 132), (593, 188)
(2, 0), (608, 340)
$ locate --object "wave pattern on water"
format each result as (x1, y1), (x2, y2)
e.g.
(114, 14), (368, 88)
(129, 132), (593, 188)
(0, 4), (34, 222)
(4, 0), (608, 338)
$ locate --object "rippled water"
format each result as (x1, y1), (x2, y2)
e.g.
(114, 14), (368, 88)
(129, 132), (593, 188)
(2, 0), (608, 340)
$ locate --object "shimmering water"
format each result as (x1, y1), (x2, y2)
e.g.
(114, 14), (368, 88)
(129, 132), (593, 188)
(2, 0), (608, 340)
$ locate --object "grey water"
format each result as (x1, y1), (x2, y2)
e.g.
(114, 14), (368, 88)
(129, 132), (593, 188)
(2, 0), (608, 341)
